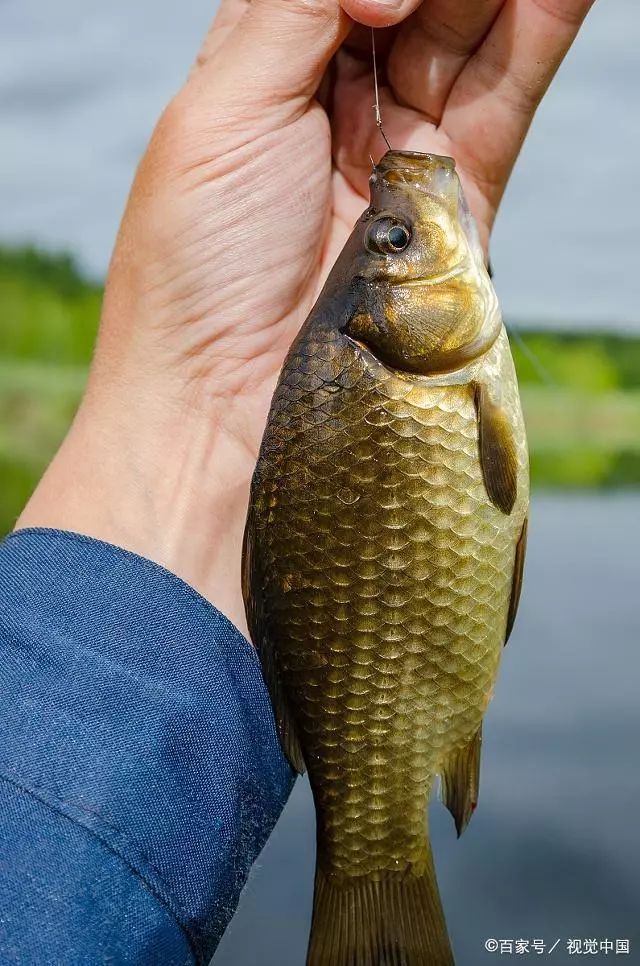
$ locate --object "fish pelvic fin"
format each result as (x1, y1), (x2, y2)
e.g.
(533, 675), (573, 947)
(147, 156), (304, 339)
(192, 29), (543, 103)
(440, 725), (482, 838)
(307, 860), (454, 966)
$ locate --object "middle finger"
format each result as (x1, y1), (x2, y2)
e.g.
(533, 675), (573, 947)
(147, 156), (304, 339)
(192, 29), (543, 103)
(388, 0), (506, 123)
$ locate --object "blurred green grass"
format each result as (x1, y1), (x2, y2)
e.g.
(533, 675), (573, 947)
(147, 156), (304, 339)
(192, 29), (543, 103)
(0, 246), (101, 363)
(1, 244), (640, 537)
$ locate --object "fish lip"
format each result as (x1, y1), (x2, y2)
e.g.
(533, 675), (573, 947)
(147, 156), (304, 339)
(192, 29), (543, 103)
(377, 149), (455, 168)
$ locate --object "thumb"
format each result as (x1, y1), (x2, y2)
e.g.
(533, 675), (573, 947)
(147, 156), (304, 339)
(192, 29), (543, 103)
(196, 0), (350, 105)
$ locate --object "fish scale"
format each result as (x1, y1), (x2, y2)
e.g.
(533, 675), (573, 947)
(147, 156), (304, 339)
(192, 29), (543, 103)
(244, 151), (529, 965)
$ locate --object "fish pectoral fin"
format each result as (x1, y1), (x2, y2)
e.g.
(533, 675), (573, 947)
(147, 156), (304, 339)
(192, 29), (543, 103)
(440, 725), (482, 837)
(242, 506), (306, 775)
(473, 382), (518, 515)
(505, 514), (528, 646)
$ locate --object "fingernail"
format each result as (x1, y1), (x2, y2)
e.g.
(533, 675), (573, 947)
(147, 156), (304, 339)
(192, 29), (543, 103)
(340, 0), (409, 27)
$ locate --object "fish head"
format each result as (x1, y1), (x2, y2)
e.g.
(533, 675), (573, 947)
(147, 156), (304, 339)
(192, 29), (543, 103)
(338, 150), (501, 376)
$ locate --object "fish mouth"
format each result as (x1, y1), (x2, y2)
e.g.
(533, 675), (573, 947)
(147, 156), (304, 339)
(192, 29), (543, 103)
(376, 150), (456, 172)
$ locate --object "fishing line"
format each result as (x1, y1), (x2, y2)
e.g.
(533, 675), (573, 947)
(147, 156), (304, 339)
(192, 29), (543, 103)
(371, 28), (391, 151)
(491, 264), (556, 386)
(506, 323), (557, 387)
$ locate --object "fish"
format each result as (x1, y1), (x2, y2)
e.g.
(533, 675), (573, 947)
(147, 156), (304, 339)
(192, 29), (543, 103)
(242, 150), (529, 966)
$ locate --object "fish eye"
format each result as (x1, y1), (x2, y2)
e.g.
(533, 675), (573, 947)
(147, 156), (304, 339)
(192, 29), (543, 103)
(388, 225), (411, 251)
(365, 218), (411, 255)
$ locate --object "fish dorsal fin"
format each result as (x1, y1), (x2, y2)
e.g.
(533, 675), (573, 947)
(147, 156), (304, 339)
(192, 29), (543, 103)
(473, 382), (518, 515)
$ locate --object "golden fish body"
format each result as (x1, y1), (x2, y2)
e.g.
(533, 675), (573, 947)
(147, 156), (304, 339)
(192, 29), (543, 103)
(244, 151), (529, 966)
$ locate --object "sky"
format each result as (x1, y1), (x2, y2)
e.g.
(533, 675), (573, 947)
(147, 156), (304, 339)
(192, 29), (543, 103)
(1, 0), (639, 331)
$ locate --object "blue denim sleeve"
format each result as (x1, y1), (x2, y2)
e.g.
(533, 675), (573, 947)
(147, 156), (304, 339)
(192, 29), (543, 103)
(0, 528), (294, 965)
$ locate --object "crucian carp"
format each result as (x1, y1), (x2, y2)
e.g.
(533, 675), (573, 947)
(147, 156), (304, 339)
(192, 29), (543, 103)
(243, 150), (529, 966)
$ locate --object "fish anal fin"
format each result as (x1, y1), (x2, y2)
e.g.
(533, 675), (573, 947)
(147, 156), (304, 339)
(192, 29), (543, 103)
(441, 726), (482, 838)
(242, 507), (306, 775)
(505, 515), (528, 646)
(473, 382), (518, 515)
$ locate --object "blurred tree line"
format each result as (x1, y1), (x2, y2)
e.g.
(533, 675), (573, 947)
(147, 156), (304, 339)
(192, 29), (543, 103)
(1, 245), (639, 537)
(4, 245), (640, 387)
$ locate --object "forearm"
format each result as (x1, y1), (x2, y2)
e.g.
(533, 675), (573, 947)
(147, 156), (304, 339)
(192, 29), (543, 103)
(0, 529), (293, 964)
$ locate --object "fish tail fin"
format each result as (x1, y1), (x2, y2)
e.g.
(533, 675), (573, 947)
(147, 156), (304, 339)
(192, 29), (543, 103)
(307, 856), (454, 966)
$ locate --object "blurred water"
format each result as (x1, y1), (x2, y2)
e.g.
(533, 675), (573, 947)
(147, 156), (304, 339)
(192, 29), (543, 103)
(213, 493), (640, 965)
(0, 0), (639, 330)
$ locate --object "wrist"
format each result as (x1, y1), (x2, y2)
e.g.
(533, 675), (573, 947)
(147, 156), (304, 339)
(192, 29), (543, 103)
(17, 365), (257, 636)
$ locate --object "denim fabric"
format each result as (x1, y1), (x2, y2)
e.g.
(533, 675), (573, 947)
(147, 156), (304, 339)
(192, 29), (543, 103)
(0, 529), (294, 965)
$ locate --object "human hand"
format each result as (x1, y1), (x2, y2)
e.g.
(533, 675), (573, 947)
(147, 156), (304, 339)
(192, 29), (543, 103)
(19, 0), (593, 634)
